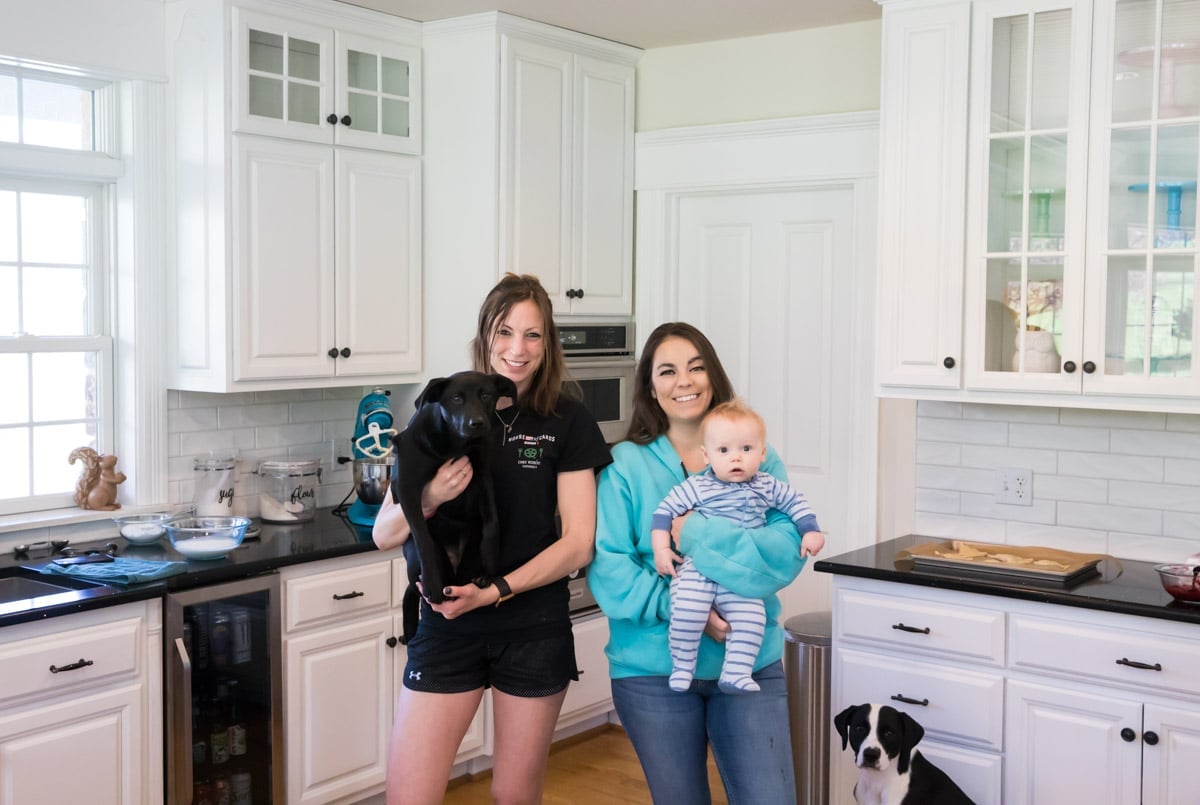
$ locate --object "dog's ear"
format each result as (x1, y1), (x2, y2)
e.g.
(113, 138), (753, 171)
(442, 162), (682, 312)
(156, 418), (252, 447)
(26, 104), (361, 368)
(834, 704), (861, 750)
(491, 374), (518, 407)
(895, 709), (925, 775)
(415, 377), (450, 409)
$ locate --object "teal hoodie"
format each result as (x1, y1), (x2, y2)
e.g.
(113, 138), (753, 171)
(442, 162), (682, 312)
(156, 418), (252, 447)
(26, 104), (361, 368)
(589, 435), (806, 680)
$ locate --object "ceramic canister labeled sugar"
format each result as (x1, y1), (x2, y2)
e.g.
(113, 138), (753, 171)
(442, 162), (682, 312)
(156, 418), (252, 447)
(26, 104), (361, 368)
(193, 453), (238, 516)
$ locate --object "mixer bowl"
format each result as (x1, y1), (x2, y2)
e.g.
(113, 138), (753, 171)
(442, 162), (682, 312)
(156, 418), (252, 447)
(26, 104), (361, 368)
(353, 457), (393, 505)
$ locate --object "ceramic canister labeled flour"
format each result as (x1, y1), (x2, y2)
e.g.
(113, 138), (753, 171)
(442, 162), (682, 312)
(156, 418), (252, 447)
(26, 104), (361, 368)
(193, 453), (237, 516)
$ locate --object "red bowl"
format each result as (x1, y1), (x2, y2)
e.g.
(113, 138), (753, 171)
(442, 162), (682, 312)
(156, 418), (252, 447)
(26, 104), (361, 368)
(1154, 564), (1200, 604)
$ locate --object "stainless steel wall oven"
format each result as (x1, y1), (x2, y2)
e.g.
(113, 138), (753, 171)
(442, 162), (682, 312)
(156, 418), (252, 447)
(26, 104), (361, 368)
(559, 320), (635, 444)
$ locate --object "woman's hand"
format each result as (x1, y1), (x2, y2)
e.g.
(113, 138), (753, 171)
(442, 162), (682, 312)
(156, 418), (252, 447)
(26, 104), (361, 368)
(422, 580), (497, 619)
(422, 456), (473, 515)
(704, 609), (730, 643)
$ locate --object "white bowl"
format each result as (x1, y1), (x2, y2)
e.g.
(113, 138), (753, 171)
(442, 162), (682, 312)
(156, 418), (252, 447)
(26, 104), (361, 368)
(113, 513), (173, 545)
(164, 516), (251, 560)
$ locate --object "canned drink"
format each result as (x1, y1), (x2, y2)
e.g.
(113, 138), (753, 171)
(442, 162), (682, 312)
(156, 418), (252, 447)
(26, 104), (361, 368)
(231, 606), (252, 665)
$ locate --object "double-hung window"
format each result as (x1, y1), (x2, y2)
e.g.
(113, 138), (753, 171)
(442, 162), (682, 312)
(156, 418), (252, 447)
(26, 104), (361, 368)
(0, 67), (119, 516)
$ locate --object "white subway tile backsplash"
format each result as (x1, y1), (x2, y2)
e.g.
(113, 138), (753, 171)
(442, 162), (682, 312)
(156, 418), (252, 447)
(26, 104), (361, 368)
(1109, 481), (1200, 513)
(1163, 511), (1200, 541)
(914, 488), (960, 513)
(1107, 532), (1196, 563)
(917, 417), (1008, 445)
(1058, 451), (1163, 482)
(916, 465), (995, 494)
(1058, 501), (1162, 535)
(1008, 423), (1110, 451)
(960, 445), (1058, 473)
(1034, 475), (1108, 504)
(168, 406), (219, 432)
(916, 442), (961, 465)
(915, 400), (964, 418)
(961, 492), (1056, 524)
(962, 403), (1059, 423)
(1111, 428), (1200, 457)
(178, 428), (255, 456)
(256, 423), (326, 449)
(290, 398), (362, 424)
(217, 403), (290, 429)
(912, 513), (1006, 542)
(1059, 409), (1165, 430)
(1165, 413), (1200, 433)
(1165, 458), (1200, 485)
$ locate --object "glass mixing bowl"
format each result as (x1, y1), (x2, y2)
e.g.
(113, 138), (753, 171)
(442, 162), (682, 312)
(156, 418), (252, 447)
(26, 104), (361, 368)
(1154, 563), (1200, 604)
(164, 516), (252, 560)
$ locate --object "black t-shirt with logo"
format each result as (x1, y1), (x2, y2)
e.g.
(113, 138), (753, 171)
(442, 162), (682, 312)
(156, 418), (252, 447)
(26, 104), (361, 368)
(417, 395), (611, 639)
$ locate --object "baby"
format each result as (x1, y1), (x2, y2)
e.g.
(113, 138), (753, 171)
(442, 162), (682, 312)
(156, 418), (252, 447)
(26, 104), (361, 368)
(652, 400), (825, 693)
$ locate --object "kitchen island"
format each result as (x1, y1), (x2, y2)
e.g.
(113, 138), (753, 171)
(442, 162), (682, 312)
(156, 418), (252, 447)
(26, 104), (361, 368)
(814, 535), (1200, 805)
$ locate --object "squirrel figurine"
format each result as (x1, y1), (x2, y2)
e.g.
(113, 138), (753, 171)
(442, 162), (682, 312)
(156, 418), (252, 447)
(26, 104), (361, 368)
(68, 446), (127, 511)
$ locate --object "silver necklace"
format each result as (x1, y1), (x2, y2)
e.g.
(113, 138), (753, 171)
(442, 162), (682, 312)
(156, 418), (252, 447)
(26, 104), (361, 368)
(495, 407), (520, 441)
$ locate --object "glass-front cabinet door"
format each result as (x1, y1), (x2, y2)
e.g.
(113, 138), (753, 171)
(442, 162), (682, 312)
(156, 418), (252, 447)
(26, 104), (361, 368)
(1084, 0), (1200, 395)
(967, 0), (1200, 400)
(233, 8), (335, 144)
(333, 33), (421, 154)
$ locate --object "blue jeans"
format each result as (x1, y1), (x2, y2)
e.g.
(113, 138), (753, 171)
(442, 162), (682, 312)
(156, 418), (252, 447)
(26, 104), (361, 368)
(611, 660), (796, 805)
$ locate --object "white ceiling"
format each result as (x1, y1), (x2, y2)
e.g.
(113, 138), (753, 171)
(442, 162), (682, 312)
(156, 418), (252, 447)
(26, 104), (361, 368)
(335, 0), (882, 49)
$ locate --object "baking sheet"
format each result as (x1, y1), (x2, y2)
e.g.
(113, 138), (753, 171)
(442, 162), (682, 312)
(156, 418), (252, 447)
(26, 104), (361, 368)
(902, 540), (1107, 587)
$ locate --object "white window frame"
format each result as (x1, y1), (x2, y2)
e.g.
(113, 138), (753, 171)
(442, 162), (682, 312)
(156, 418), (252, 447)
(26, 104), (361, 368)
(0, 65), (168, 530)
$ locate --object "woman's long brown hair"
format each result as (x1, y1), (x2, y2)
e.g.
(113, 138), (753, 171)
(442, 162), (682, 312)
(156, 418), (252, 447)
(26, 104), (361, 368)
(624, 322), (735, 445)
(470, 273), (566, 417)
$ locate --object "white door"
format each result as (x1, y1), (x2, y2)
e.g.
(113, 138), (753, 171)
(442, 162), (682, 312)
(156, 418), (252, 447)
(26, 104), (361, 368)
(675, 186), (859, 617)
(1142, 702), (1200, 804)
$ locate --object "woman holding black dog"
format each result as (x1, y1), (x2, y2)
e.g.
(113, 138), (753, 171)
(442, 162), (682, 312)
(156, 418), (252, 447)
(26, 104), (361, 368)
(588, 322), (805, 804)
(373, 273), (610, 805)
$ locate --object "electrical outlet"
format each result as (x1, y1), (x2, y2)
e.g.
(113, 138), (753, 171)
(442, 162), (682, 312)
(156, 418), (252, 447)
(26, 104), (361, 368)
(995, 469), (1033, 505)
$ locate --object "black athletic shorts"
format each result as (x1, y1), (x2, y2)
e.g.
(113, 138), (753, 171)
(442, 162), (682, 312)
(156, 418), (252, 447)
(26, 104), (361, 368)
(402, 628), (579, 697)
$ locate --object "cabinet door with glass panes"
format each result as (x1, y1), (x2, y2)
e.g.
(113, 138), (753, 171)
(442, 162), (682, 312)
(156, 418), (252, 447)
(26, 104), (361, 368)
(965, 0), (1093, 392)
(231, 8), (420, 154)
(1083, 0), (1199, 396)
(966, 0), (1200, 398)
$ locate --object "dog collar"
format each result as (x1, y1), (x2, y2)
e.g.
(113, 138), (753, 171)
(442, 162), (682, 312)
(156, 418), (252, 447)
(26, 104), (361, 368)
(493, 577), (515, 606)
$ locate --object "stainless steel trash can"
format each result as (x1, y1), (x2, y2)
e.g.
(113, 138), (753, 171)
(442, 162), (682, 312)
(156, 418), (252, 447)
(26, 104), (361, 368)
(784, 611), (832, 805)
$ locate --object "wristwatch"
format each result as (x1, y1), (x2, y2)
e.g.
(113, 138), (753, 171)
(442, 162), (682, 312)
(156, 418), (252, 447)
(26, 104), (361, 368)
(493, 577), (515, 607)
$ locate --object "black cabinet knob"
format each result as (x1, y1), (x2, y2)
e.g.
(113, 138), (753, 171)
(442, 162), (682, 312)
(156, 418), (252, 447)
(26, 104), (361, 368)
(1121, 727), (1137, 742)
(942, 356), (955, 369)
(386, 636), (398, 648)
(326, 113), (338, 124)
(1144, 730), (1159, 746)
(340, 115), (351, 126)
(340, 347), (351, 358)
(1063, 360), (1077, 373)
(328, 348), (339, 359)
(576, 288), (584, 299)
(565, 289), (577, 299)
(1083, 361), (1096, 374)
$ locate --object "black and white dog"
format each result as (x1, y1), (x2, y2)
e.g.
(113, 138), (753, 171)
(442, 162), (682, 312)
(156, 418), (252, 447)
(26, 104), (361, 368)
(389, 371), (517, 644)
(834, 703), (975, 805)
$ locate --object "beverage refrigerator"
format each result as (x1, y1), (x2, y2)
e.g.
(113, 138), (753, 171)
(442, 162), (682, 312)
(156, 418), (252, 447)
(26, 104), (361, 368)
(166, 574), (284, 805)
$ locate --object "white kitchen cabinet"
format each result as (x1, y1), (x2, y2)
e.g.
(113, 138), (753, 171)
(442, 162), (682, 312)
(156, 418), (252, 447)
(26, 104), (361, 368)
(499, 35), (635, 315)
(0, 601), (162, 805)
(167, 0), (422, 393)
(556, 611), (612, 729)
(831, 574), (1200, 805)
(422, 15), (637, 376)
(232, 5), (420, 153)
(879, 0), (1200, 412)
(281, 554), (487, 804)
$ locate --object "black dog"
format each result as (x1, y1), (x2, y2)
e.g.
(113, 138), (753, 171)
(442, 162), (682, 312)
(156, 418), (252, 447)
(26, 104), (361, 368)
(834, 703), (974, 805)
(389, 371), (517, 644)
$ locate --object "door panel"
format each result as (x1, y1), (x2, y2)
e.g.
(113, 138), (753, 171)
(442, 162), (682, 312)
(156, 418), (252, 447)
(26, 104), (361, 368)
(675, 187), (857, 615)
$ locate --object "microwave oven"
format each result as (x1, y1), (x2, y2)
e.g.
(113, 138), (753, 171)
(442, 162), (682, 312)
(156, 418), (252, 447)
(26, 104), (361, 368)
(558, 321), (635, 444)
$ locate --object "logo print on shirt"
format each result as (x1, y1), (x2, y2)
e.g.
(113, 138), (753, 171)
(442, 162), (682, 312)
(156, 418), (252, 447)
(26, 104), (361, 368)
(409, 670), (422, 681)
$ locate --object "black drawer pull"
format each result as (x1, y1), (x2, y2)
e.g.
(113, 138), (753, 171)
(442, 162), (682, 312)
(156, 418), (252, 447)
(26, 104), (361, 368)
(891, 694), (929, 707)
(50, 658), (94, 674)
(1116, 657), (1161, 671)
(332, 590), (365, 601)
(892, 623), (930, 634)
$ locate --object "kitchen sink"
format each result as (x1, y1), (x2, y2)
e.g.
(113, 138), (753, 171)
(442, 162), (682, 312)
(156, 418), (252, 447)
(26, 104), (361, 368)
(0, 566), (106, 606)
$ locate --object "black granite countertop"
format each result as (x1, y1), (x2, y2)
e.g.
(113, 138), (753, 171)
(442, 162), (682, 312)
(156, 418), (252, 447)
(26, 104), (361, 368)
(0, 508), (380, 628)
(813, 534), (1200, 627)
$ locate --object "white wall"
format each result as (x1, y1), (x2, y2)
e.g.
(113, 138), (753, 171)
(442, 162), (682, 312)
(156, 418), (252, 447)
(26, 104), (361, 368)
(4, 0), (166, 80)
(635, 19), (881, 131)
(913, 401), (1200, 563)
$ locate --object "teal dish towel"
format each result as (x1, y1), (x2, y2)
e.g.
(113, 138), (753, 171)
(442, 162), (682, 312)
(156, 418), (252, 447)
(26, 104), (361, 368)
(43, 557), (190, 585)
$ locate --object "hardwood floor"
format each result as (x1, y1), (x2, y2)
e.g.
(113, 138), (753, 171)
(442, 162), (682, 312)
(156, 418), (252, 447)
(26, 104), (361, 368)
(441, 725), (728, 804)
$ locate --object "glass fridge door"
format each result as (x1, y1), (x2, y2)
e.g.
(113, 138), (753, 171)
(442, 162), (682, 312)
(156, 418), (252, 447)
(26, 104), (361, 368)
(167, 574), (283, 805)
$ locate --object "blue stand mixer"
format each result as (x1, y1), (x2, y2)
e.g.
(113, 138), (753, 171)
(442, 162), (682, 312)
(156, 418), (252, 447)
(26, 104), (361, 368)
(342, 387), (398, 527)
